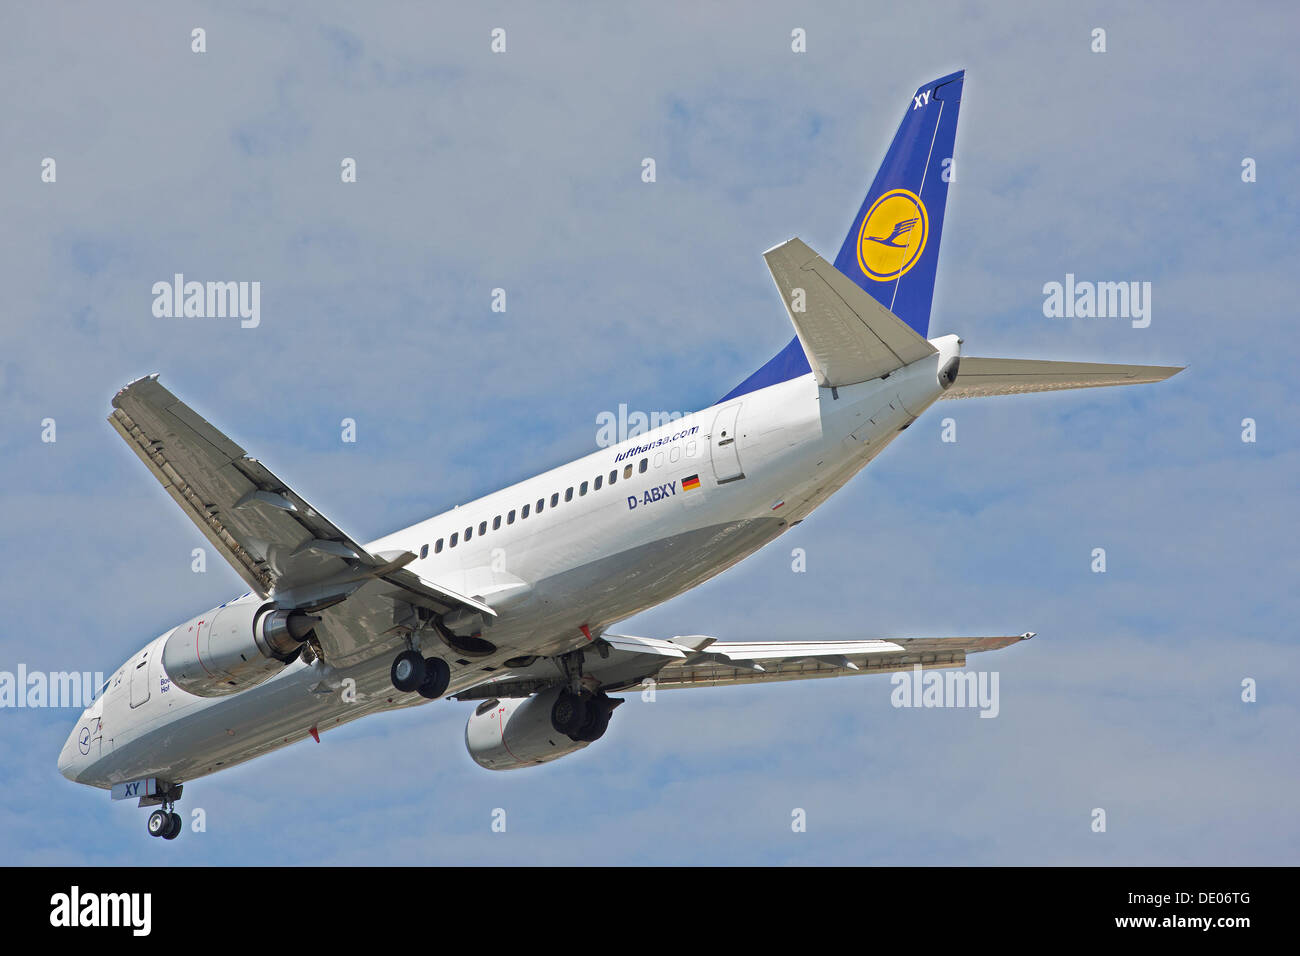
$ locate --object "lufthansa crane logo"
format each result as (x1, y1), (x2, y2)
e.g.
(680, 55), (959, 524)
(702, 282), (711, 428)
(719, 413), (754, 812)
(856, 188), (928, 282)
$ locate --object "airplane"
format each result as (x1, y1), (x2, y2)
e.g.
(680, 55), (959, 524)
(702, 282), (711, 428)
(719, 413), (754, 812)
(58, 70), (1181, 840)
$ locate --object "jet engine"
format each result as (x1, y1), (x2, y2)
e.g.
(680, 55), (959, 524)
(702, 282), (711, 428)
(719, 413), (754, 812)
(465, 687), (621, 770)
(160, 594), (316, 697)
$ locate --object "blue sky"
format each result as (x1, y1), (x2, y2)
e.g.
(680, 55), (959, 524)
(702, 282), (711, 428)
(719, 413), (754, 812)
(1, 2), (1296, 864)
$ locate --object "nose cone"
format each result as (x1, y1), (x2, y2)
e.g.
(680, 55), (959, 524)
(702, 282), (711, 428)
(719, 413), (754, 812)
(58, 719), (90, 782)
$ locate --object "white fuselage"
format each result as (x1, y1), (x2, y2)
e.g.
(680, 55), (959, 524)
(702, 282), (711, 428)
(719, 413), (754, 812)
(58, 336), (958, 789)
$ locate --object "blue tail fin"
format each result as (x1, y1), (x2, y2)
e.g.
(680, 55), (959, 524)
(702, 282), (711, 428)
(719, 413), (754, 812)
(717, 72), (964, 404)
(831, 70), (964, 338)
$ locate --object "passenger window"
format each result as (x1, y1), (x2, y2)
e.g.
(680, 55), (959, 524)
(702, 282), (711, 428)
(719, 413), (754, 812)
(639, 458), (648, 473)
(536, 499), (544, 513)
(479, 521), (487, 535)
(654, 452), (664, 468)
(493, 516), (501, 530)
(551, 493), (559, 507)
(450, 532), (458, 547)
(523, 503), (531, 518)
(465, 526), (473, 541)
(580, 481), (588, 496)
(507, 510), (516, 524)
(435, 538), (444, 553)
(594, 475), (602, 490)
(623, 464), (633, 479)
(565, 487), (573, 502)
(687, 440), (697, 457)
(420, 544), (429, 559)
(609, 469), (617, 485)
(670, 447), (680, 463)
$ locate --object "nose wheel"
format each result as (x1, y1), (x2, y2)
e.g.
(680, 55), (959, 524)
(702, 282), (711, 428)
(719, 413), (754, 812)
(147, 808), (182, 840)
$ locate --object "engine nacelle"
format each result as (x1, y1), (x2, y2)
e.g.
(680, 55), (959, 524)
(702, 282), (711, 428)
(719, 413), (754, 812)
(465, 687), (590, 770)
(161, 594), (316, 697)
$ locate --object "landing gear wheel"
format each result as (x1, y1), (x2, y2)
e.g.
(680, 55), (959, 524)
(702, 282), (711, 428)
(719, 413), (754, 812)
(575, 700), (602, 740)
(147, 809), (170, 838)
(417, 657), (451, 699)
(391, 650), (427, 692)
(163, 811), (182, 840)
(550, 690), (588, 739)
(575, 695), (613, 742)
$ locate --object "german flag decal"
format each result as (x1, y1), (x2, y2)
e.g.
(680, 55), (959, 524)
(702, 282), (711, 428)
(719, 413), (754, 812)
(681, 474), (701, 491)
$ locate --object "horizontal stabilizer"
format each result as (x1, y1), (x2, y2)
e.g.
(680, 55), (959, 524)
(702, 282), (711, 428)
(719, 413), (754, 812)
(764, 237), (936, 388)
(942, 357), (1183, 399)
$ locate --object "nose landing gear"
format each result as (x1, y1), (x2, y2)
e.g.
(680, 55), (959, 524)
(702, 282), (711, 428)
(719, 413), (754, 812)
(138, 782), (185, 841)
(147, 808), (182, 840)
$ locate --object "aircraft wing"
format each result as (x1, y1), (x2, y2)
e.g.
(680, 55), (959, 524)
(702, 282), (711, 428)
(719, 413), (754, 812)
(454, 631), (1034, 699)
(108, 374), (493, 665)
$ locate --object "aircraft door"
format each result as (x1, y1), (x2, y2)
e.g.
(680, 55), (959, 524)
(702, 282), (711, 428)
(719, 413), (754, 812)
(129, 642), (152, 709)
(709, 403), (745, 483)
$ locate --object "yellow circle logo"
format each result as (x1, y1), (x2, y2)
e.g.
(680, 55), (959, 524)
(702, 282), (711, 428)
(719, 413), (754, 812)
(856, 188), (928, 282)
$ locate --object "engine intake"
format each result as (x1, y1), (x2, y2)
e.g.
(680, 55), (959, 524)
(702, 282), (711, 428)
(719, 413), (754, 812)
(161, 595), (316, 697)
(466, 687), (620, 771)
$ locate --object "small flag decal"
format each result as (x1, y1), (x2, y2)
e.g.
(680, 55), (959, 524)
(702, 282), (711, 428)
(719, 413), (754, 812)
(771, 499), (785, 510)
(682, 474), (701, 491)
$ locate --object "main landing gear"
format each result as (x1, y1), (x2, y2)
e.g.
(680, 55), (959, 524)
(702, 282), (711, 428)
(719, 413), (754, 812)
(545, 643), (621, 743)
(550, 690), (620, 743)
(390, 649), (451, 699)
